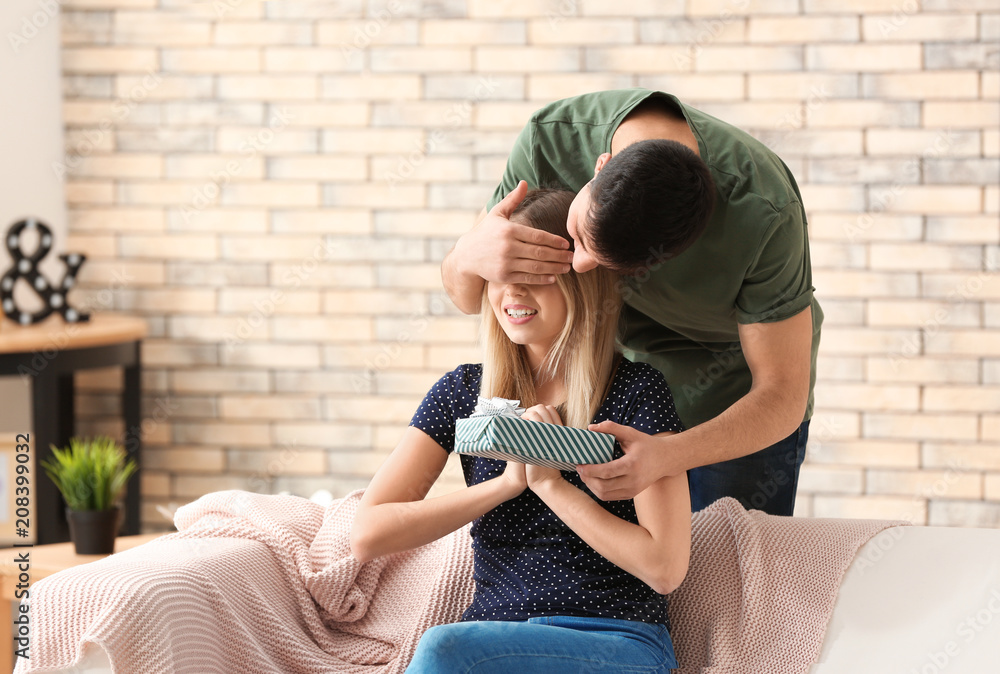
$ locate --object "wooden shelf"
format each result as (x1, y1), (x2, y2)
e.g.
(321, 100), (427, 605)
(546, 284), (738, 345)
(0, 314), (147, 354)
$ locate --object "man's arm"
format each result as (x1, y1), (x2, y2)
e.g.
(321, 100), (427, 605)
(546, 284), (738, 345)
(441, 205), (489, 314)
(578, 306), (813, 501)
(441, 180), (576, 315)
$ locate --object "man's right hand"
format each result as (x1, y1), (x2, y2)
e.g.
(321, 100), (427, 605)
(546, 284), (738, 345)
(442, 180), (576, 314)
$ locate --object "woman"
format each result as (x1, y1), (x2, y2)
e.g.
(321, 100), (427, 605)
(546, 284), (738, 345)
(351, 189), (691, 673)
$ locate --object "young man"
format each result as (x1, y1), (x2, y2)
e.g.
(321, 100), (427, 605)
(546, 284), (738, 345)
(441, 88), (823, 516)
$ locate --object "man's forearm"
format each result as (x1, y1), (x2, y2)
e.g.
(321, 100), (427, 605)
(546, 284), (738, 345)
(441, 245), (484, 315)
(660, 383), (806, 476)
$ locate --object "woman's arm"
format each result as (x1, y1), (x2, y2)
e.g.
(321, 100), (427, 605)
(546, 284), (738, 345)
(523, 405), (691, 595)
(531, 463), (690, 594)
(350, 426), (526, 563)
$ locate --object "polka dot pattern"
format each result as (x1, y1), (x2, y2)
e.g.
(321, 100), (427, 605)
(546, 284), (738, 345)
(410, 359), (683, 626)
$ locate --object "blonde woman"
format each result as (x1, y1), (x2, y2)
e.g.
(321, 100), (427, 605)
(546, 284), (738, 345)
(351, 189), (691, 673)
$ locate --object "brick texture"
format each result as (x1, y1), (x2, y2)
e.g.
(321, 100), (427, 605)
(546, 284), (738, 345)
(54, 0), (998, 529)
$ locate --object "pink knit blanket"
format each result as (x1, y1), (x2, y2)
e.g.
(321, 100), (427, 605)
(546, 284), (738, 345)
(667, 497), (910, 673)
(16, 492), (908, 673)
(16, 489), (476, 674)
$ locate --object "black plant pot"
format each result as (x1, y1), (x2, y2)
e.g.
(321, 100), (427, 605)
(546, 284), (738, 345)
(65, 506), (122, 555)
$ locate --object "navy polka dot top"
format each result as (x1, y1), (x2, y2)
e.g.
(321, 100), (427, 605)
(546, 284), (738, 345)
(409, 359), (684, 627)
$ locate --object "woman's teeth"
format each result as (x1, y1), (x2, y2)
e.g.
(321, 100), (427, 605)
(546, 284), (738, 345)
(506, 308), (537, 317)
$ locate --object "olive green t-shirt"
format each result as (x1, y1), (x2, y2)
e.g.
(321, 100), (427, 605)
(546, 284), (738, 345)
(486, 87), (824, 430)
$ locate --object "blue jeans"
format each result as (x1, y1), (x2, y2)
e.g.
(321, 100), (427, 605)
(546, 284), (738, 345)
(405, 615), (677, 673)
(687, 420), (809, 516)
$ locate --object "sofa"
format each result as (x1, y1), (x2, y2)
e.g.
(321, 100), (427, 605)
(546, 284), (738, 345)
(15, 491), (1000, 674)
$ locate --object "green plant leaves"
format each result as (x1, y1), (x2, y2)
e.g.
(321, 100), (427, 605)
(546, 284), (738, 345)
(40, 436), (138, 511)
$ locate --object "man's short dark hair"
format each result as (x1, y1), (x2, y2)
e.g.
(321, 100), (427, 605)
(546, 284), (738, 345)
(587, 138), (716, 274)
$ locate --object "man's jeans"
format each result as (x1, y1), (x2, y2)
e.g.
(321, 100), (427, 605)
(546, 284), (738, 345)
(687, 420), (810, 516)
(405, 615), (676, 673)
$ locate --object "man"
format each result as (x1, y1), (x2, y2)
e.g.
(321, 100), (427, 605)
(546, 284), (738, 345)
(441, 88), (823, 516)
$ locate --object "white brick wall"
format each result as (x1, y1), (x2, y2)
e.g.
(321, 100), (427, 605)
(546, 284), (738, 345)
(49, 0), (998, 529)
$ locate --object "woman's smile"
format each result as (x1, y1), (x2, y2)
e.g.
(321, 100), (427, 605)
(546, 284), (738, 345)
(487, 280), (567, 368)
(504, 303), (538, 324)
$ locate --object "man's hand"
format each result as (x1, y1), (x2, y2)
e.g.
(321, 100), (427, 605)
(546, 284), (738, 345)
(577, 422), (679, 501)
(457, 181), (575, 286)
(443, 180), (575, 314)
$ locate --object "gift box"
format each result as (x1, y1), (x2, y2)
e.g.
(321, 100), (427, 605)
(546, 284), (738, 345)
(454, 415), (616, 471)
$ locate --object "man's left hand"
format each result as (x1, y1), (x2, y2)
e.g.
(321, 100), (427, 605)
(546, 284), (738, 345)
(577, 421), (681, 501)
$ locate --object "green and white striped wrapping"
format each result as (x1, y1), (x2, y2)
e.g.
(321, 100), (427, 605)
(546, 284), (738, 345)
(454, 416), (616, 471)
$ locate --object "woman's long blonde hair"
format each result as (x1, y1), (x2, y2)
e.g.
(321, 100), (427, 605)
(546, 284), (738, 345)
(479, 188), (623, 429)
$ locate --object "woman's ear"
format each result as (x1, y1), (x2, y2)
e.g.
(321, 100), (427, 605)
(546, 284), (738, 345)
(593, 152), (612, 176)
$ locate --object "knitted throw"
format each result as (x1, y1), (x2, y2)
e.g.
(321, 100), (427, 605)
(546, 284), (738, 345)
(667, 497), (910, 673)
(16, 489), (476, 673)
(15, 492), (908, 673)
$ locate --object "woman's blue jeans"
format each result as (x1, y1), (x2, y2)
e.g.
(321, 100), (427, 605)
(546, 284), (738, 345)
(687, 419), (810, 515)
(405, 615), (677, 673)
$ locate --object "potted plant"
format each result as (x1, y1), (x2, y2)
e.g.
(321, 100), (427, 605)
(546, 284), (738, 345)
(40, 436), (138, 554)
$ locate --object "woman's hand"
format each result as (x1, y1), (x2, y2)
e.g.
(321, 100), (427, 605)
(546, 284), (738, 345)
(526, 462), (563, 491)
(521, 405), (566, 491)
(500, 459), (527, 498)
(521, 404), (563, 425)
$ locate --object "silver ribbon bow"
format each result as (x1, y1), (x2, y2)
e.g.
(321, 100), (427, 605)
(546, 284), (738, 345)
(469, 396), (525, 418)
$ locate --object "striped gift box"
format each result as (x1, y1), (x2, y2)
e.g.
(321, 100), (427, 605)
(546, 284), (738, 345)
(454, 415), (616, 471)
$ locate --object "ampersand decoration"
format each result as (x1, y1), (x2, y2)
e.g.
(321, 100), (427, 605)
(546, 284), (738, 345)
(1, 219), (90, 325)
